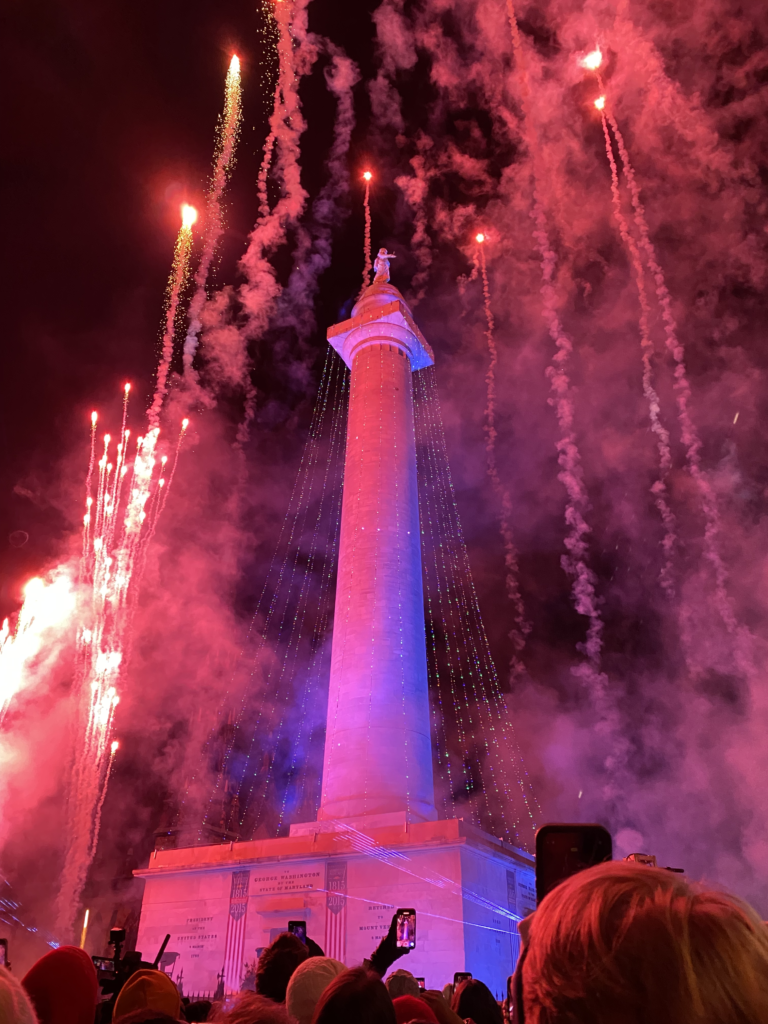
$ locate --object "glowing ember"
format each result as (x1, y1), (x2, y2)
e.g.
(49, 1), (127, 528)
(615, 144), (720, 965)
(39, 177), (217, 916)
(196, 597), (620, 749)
(181, 204), (198, 229)
(476, 233), (485, 243)
(363, 170), (372, 181)
(229, 54), (240, 74)
(581, 48), (603, 70)
(595, 95), (606, 110)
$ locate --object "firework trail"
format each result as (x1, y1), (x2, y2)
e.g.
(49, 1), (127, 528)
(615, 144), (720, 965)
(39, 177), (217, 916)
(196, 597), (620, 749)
(395, 149), (434, 305)
(597, 90), (743, 652)
(257, 130), (277, 220)
(594, 95), (676, 594)
(55, 400), (188, 936)
(238, 0), (313, 340)
(278, 49), (360, 343)
(475, 234), (530, 675)
(359, 171), (373, 297)
(182, 56), (243, 384)
(81, 412), (98, 564)
(89, 740), (118, 865)
(505, 2), (605, 676)
(147, 205), (197, 427)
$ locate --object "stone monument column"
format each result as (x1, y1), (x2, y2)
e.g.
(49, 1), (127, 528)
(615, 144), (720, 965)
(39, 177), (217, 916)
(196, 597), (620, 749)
(319, 266), (437, 823)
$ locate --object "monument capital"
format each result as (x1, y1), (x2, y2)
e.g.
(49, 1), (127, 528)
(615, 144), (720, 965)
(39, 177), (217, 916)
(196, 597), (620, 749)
(327, 282), (434, 371)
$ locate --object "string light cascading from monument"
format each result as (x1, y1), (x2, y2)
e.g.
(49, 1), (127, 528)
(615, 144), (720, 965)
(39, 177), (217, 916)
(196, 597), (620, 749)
(194, 298), (539, 848)
(197, 348), (349, 841)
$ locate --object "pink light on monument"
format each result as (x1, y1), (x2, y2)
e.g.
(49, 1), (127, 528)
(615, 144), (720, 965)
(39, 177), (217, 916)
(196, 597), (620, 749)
(323, 254), (436, 822)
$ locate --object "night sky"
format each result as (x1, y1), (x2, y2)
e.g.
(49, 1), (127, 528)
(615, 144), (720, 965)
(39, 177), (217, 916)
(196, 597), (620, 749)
(3, 0), (768, 954)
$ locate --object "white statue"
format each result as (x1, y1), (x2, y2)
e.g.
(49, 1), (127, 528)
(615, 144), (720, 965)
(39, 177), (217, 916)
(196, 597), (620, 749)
(373, 247), (396, 283)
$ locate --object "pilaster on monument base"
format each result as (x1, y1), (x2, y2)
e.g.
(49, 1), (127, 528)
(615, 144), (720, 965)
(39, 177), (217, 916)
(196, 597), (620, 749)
(135, 819), (535, 999)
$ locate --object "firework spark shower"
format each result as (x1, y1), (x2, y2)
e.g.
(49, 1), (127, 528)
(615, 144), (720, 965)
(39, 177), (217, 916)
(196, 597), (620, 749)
(2, 0), (768, 961)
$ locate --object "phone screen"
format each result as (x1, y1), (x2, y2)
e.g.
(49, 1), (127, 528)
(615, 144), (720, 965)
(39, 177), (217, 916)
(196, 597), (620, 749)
(454, 972), (472, 985)
(416, 977), (426, 990)
(0, 940), (7, 968)
(395, 909), (416, 949)
(92, 956), (116, 975)
(535, 824), (612, 904)
(288, 921), (307, 944)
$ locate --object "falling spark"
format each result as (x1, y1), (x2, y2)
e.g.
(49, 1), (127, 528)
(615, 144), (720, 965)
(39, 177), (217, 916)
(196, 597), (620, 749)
(594, 95), (606, 110)
(148, 207), (197, 427)
(476, 236), (530, 675)
(733, 412), (739, 425)
(359, 171), (373, 298)
(182, 54), (243, 380)
(79, 908), (89, 950)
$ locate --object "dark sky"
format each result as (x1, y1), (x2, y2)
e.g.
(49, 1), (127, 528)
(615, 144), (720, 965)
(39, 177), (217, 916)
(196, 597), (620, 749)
(0, 0), (381, 615)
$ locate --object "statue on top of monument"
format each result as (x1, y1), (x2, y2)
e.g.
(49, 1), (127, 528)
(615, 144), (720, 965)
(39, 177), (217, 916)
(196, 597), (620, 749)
(373, 247), (396, 284)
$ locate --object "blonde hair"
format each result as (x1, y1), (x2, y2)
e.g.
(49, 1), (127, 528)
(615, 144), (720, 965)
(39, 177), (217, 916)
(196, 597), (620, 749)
(522, 860), (768, 1024)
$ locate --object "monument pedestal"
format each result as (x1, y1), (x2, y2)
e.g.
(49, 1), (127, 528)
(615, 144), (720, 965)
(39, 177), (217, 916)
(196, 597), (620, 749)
(135, 818), (534, 998)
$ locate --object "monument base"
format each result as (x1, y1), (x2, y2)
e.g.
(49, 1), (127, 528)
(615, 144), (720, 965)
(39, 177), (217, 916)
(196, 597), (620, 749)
(135, 818), (535, 998)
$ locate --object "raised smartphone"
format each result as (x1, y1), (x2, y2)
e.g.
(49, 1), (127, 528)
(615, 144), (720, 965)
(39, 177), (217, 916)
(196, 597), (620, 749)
(288, 920), (307, 944)
(535, 823), (612, 904)
(395, 908), (416, 949)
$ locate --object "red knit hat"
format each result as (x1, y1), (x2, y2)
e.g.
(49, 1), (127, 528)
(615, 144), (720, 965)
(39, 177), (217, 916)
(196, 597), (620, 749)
(392, 994), (439, 1024)
(22, 945), (98, 1024)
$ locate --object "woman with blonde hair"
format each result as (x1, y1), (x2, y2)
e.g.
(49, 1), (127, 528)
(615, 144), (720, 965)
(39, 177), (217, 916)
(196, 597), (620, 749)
(513, 860), (768, 1024)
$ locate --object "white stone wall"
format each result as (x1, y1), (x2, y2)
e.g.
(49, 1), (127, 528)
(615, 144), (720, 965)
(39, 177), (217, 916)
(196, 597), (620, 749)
(321, 342), (435, 822)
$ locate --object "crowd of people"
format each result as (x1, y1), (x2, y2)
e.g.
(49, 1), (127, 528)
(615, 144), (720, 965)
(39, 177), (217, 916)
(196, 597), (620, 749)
(3, 861), (768, 1024)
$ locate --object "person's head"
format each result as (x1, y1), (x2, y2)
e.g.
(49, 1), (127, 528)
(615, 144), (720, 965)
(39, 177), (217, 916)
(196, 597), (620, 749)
(451, 980), (502, 1024)
(184, 1000), (213, 1023)
(256, 933), (310, 1003)
(218, 992), (289, 1024)
(518, 860), (768, 1024)
(112, 968), (181, 1020)
(392, 995), (438, 1024)
(312, 967), (396, 1024)
(385, 970), (420, 1000)
(113, 1012), (179, 1024)
(286, 956), (346, 1024)
(22, 945), (98, 1024)
(0, 965), (37, 1024)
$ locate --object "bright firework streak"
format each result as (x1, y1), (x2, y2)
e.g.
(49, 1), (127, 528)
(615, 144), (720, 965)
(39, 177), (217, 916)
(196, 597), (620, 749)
(183, 55), (243, 380)
(55, 389), (187, 936)
(358, 171), (373, 299)
(147, 206), (197, 427)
